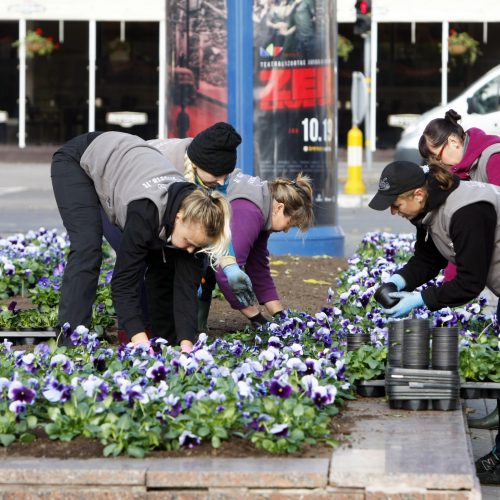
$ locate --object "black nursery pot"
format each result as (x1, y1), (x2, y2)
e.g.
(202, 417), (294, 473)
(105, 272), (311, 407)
(431, 327), (459, 370)
(388, 321), (405, 367)
(374, 282), (399, 308)
(402, 319), (430, 369)
(346, 333), (371, 352)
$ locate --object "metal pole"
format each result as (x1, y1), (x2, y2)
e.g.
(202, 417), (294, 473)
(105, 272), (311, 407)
(363, 32), (372, 170)
(158, 19), (166, 138)
(441, 21), (449, 106)
(18, 19), (26, 148)
(88, 20), (96, 132)
(369, 20), (377, 153)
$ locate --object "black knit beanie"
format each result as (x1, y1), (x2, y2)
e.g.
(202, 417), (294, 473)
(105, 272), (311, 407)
(186, 122), (242, 176)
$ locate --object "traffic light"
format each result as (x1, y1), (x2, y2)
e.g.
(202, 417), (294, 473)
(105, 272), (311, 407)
(354, 0), (371, 35)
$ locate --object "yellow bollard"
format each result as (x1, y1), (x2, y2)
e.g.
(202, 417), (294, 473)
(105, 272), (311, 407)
(344, 125), (366, 194)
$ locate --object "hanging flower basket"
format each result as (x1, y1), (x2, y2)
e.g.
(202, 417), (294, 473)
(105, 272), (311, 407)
(448, 44), (467, 56)
(338, 35), (354, 62)
(448, 30), (481, 65)
(12, 28), (60, 58)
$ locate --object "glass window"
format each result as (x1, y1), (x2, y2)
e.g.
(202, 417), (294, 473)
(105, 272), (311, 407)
(470, 76), (500, 115)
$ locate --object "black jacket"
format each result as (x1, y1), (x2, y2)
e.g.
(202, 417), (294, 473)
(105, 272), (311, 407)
(397, 176), (497, 310)
(111, 183), (204, 343)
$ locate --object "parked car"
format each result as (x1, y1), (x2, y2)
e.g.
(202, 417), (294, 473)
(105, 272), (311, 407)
(394, 64), (500, 163)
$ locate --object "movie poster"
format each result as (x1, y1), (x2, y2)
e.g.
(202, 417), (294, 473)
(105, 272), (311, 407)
(253, 0), (336, 225)
(165, 0), (228, 138)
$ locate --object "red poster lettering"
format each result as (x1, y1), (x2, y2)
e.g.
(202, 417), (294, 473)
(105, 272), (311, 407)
(259, 67), (333, 110)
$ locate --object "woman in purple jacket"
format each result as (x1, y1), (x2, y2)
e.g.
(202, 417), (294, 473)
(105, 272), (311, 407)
(214, 171), (313, 327)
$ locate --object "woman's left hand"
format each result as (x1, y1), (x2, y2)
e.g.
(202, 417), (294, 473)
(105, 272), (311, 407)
(381, 291), (424, 318)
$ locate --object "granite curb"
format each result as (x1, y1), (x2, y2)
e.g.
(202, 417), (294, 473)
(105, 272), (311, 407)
(0, 398), (482, 499)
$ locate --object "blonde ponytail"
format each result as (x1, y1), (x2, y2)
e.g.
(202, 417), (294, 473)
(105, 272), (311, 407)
(183, 151), (196, 183)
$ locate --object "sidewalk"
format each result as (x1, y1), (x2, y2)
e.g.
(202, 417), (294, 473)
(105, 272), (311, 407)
(0, 397), (482, 498)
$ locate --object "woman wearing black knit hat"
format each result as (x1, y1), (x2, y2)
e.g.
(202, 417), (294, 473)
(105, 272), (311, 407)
(103, 122), (255, 338)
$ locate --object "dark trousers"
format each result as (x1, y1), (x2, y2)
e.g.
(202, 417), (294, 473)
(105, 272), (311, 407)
(496, 300), (500, 450)
(145, 248), (204, 344)
(100, 211), (150, 329)
(51, 132), (103, 331)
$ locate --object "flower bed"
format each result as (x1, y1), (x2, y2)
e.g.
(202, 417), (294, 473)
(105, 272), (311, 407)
(0, 228), (498, 458)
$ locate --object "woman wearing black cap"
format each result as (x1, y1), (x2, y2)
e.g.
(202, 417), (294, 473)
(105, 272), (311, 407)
(51, 131), (231, 353)
(370, 160), (500, 485)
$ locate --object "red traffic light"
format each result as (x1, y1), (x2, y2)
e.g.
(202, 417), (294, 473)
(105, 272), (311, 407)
(359, 1), (369, 14)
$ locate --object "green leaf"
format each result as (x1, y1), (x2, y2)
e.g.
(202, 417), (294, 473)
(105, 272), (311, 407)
(19, 432), (36, 444)
(0, 434), (15, 447)
(103, 443), (119, 457)
(292, 404), (304, 417)
(211, 435), (221, 448)
(197, 426), (211, 437)
(26, 415), (37, 429)
(127, 445), (145, 458)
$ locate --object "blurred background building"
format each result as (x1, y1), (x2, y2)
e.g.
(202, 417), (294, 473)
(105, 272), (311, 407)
(0, 0), (499, 150)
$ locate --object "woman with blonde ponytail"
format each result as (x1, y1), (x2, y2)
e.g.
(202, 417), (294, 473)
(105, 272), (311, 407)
(213, 170), (314, 328)
(52, 131), (230, 354)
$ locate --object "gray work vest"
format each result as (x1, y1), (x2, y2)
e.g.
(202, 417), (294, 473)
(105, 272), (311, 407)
(80, 132), (185, 230)
(227, 170), (273, 230)
(468, 142), (500, 183)
(147, 138), (193, 175)
(422, 181), (500, 296)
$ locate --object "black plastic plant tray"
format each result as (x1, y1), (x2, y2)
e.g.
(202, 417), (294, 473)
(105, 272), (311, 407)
(386, 366), (459, 379)
(355, 379), (385, 397)
(0, 330), (56, 338)
(460, 381), (500, 399)
(387, 388), (459, 398)
(388, 398), (459, 411)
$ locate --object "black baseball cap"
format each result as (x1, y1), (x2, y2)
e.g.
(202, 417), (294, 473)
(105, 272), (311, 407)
(368, 161), (427, 211)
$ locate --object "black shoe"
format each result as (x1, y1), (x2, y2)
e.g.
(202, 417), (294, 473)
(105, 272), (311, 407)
(468, 406), (499, 430)
(476, 461), (500, 485)
(476, 448), (500, 477)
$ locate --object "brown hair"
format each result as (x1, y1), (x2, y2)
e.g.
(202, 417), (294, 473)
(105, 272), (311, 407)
(268, 173), (314, 231)
(418, 109), (466, 160)
(180, 189), (231, 267)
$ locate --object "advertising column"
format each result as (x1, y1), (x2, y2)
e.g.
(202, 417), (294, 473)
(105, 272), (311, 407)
(252, 0), (342, 255)
(164, 0), (228, 138)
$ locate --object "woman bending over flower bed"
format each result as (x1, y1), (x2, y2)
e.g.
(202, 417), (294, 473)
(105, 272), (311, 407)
(370, 160), (500, 485)
(51, 131), (230, 353)
(202, 170), (314, 329)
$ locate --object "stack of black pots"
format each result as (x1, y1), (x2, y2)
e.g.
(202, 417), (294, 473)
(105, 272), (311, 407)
(431, 326), (459, 371)
(385, 319), (460, 411)
(346, 332), (370, 352)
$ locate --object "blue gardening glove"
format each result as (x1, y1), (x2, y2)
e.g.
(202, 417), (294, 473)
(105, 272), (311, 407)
(388, 274), (406, 291)
(381, 291), (424, 318)
(223, 263), (256, 307)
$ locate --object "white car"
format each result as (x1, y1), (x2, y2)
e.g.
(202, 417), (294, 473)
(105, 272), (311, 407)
(394, 64), (500, 163)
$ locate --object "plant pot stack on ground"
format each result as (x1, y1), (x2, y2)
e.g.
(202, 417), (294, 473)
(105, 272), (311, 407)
(385, 319), (460, 411)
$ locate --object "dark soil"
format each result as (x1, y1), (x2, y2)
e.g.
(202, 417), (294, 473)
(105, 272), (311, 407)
(1, 255), (354, 459)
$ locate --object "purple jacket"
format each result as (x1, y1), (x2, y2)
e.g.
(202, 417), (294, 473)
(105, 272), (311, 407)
(215, 199), (279, 309)
(452, 128), (500, 185)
